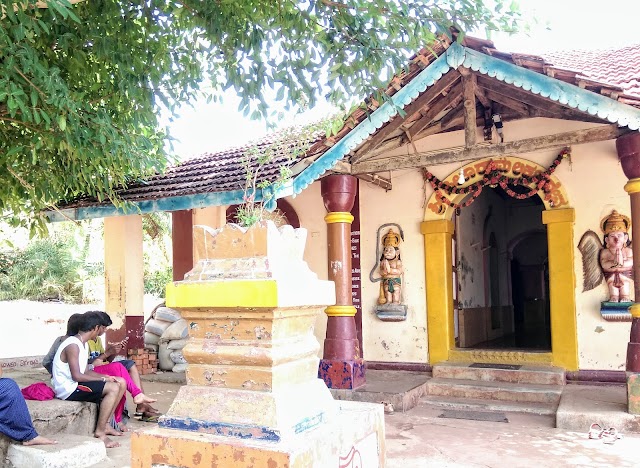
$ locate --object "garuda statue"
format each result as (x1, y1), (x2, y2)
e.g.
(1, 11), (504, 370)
(578, 210), (633, 303)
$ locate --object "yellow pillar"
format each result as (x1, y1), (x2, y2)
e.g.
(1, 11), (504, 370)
(192, 206), (227, 263)
(421, 219), (455, 365)
(542, 208), (578, 370)
(104, 214), (144, 347)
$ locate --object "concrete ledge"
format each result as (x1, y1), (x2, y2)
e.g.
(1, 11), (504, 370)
(330, 370), (429, 413)
(1, 400), (97, 462)
(556, 384), (640, 433)
(6, 434), (106, 468)
(26, 400), (98, 437)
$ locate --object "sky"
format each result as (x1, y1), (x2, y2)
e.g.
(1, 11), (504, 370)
(165, 0), (640, 160)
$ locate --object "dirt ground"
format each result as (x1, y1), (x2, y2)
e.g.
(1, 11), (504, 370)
(90, 378), (640, 468)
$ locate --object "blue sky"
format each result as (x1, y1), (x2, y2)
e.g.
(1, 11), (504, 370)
(165, 0), (640, 159)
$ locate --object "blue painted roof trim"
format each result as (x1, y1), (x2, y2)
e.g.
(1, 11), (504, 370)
(45, 184), (291, 222)
(460, 45), (640, 130)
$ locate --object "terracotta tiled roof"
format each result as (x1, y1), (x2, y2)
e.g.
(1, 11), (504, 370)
(63, 128), (325, 208)
(542, 44), (640, 100)
(58, 37), (640, 211)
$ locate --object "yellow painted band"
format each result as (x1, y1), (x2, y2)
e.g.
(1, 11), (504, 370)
(325, 305), (357, 317)
(166, 280), (278, 308)
(324, 212), (354, 224)
(420, 219), (454, 235)
(630, 303), (640, 318)
(542, 208), (575, 224)
(624, 178), (640, 194)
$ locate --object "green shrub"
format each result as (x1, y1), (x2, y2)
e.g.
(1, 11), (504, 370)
(0, 238), (84, 302)
(144, 266), (173, 298)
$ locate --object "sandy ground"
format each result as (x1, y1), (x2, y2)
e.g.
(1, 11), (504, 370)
(0, 298), (162, 360)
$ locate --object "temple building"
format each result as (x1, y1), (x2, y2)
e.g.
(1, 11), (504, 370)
(51, 36), (640, 391)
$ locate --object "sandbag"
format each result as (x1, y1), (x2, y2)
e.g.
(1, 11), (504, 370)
(145, 318), (172, 337)
(144, 343), (159, 352)
(160, 319), (188, 342)
(155, 307), (182, 323)
(158, 342), (173, 371)
(170, 350), (187, 365)
(144, 331), (160, 346)
(172, 363), (188, 373)
(167, 339), (187, 350)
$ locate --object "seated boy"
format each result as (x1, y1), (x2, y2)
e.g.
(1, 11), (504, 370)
(51, 312), (125, 448)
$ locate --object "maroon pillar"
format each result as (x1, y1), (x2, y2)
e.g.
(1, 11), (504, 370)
(318, 175), (366, 389)
(617, 132), (640, 372)
(171, 210), (194, 282)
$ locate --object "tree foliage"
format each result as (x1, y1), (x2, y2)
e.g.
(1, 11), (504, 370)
(1, 0), (521, 231)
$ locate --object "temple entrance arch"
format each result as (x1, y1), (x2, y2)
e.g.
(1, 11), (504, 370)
(420, 156), (577, 370)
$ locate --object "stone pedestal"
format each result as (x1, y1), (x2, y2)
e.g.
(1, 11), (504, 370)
(131, 221), (384, 467)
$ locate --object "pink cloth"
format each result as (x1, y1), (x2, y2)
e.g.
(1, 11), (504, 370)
(21, 382), (55, 401)
(93, 362), (141, 423)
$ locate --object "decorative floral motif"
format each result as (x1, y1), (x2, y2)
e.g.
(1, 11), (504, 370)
(423, 148), (571, 213)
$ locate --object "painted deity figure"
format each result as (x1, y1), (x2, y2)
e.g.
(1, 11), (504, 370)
(579, 210), (634, 303)
(378, 229), (404, 305)
(599, 210), (634, 302)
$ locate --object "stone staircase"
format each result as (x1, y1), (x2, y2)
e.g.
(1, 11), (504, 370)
(421, 362), (565, 415)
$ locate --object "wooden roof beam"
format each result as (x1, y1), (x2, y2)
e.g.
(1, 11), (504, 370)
(482, 88), (531, 116)
(356, 173), (393, 191)
(462, 73), (478, 148)
(351, 70), (461, 164)
(351, 124), (629, 175)
(404, 82), (464, 142)
(477, 76), (604, 122)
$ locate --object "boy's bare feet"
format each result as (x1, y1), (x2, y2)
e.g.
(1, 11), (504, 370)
(23, 435), (57, 446)
(133, 393), (157, 406)
(136, 402), (160, 415)
(104, 426), (124, 437)
(96, 435), (120, 448)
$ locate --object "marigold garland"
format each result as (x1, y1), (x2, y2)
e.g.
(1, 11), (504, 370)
(424, 148), (571, 212)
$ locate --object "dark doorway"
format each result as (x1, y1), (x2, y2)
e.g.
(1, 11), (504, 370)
(455, 185), (550, 351)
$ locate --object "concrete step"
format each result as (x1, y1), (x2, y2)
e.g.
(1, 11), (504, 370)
(432, 362), (565, 386)
(426, 378), (563, 405)
(330, 370), (430, 413)
(5, 434), (106, 468)
(421, 394), (558, 415)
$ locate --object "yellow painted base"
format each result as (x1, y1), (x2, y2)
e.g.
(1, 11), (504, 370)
(131, 401), (386, 468)
(449, 349), (553, 366)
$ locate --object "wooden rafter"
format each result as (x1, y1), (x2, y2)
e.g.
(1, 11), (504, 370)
(351, 124), (629, 175)
(476, 76), (605, 122)
(482, 88), (530, 116)
(351, 70), (462, 164)
(462, 73), (477, 147)
(439, 103), (466, 130)
(356, 173), (393, 190)
(404, 82), (464, 142)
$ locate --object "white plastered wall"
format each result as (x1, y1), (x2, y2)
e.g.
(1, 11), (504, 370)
(359, 169), (428, 363)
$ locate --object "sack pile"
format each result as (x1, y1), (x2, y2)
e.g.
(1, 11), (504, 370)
(144, 306), (188, 373)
